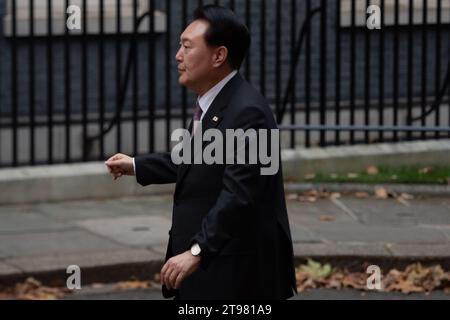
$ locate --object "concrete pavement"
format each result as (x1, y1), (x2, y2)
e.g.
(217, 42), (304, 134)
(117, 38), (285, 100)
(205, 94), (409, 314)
(1, 191), (450, 288)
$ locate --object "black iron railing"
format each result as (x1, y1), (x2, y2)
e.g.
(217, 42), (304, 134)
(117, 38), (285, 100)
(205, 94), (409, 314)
(0, 0), (449, 167)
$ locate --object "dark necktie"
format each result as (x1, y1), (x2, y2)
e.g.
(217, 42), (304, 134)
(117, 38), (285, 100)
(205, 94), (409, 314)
(192, 100), (203, 134)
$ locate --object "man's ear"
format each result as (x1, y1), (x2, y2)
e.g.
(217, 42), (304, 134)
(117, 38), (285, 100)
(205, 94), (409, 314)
(212, 46), (228, 68)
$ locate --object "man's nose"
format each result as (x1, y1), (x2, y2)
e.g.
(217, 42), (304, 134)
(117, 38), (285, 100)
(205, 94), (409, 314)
(175, 47), (183, 63)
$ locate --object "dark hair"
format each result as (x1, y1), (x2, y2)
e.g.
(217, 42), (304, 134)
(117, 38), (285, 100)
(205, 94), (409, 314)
(193, 5), (250, 70)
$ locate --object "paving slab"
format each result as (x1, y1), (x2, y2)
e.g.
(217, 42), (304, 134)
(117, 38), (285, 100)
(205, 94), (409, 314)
(290, 224), (324, 243)
(1, 193), (450, 284)
(0, 261), (21, 275)
(286, 199), (356, 225)
(35, 200), (135, 222)
(339, 197), (450, 227)
(0, 210), (66, 233)
(0, 229), (125, 257)
(307, 222), (448, 244)
(75, 216), (172, 247)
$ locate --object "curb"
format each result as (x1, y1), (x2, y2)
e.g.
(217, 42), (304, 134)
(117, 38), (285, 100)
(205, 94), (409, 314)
(0, 248), (166, 289)
(2, 249), (450, 289)
(282, 139), (450, 181)
(0, 162), (175, 205)
(285, 182), (450, 196)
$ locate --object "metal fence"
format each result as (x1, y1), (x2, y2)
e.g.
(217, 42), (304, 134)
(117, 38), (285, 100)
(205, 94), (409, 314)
(0, 0), (449, 167)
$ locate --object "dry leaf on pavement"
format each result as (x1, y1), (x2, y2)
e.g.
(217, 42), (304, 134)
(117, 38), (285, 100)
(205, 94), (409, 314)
(304, 173), (316, 180)
(330, 192), (341, 199)
(286, 193), (299, 201)
(374, 187), (388, 199)
(114, 280), (152, 291)
(295, 261), (450, 294)
(4, 277), (69, 300)
(355, 192), (369, 198)
(298, 196), (317, 203)
(319, 215), (336, 222)
(366, 166), (379, 175)
(418, 167), (433, 174)
(400, 193), (414, 200)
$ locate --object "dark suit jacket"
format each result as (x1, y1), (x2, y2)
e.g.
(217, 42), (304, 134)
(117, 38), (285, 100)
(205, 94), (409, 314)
(135, 73), (297, 300)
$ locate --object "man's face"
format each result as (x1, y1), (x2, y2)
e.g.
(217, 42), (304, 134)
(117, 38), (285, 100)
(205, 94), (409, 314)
(175, 20), (216, 91)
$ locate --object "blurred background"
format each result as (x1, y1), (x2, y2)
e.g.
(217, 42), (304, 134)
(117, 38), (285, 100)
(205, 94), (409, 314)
(0, 0), (449, 166)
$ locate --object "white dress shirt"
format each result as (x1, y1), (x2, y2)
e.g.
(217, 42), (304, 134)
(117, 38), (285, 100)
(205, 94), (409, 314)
(196, 70), (237, 122)
(132, 70), (238, 174)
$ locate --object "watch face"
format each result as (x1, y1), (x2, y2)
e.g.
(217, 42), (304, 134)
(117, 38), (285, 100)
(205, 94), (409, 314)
(191, 244), (201, 256)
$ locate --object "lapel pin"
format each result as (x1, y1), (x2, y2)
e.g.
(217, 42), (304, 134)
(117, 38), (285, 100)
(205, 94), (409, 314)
(212, 116), (219, 122)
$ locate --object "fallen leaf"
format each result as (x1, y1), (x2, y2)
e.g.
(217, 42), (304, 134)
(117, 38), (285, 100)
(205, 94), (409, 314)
(341, 273), (367, 290)
(303, 190), (318, 197)
(5, 277), (69, 300)
(355, 192), (369, 198)
(330, 192), (341, 199)
(298, 259), (332, 280)
(386, 282), (424, 294)
(299, 190), (318, 202)
(400, 193), (414, 200)
(396, 196), (410, 207)
(366, 166), (379, 175)
(114, 280), (152, 291)
(286, 193), (299, 201)
(374, 187), (388, 199)
(304, 173), (316, 180)
(298, 196), (317, 203)
(295, 262), (450, 294)
(418, 167), (433, 174)
(319, 215), (335, 222)
(318, 191), (330, 199)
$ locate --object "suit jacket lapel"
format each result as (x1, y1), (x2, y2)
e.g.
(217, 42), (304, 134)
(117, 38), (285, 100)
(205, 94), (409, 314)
(175, 73), (244, 192)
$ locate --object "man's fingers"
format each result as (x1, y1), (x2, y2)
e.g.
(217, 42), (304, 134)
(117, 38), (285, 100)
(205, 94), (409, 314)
(106, 154), (121, 162)
(174, 271), (185, 289)
(165, 267), (178, 290)
(109, 166), (124, 174)
(161, 261), (169, 277)
(169, 269), (180, 289)
(105, 159), (121, 168)
(161, 262), (170, 287)
(164, 268), (173, 289)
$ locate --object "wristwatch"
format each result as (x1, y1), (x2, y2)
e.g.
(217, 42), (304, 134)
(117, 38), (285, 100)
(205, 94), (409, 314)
(190, 243), (201, 256)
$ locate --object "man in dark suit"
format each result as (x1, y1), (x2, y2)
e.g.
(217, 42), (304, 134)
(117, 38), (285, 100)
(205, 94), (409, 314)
(105, 5), (296, 300)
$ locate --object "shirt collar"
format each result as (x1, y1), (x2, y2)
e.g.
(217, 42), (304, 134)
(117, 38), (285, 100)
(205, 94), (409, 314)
(197, 70), (238, 120)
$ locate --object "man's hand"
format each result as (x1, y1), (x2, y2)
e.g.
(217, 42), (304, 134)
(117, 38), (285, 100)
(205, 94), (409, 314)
(161, 250), (201, 290)
(104, 153), (135, 180)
